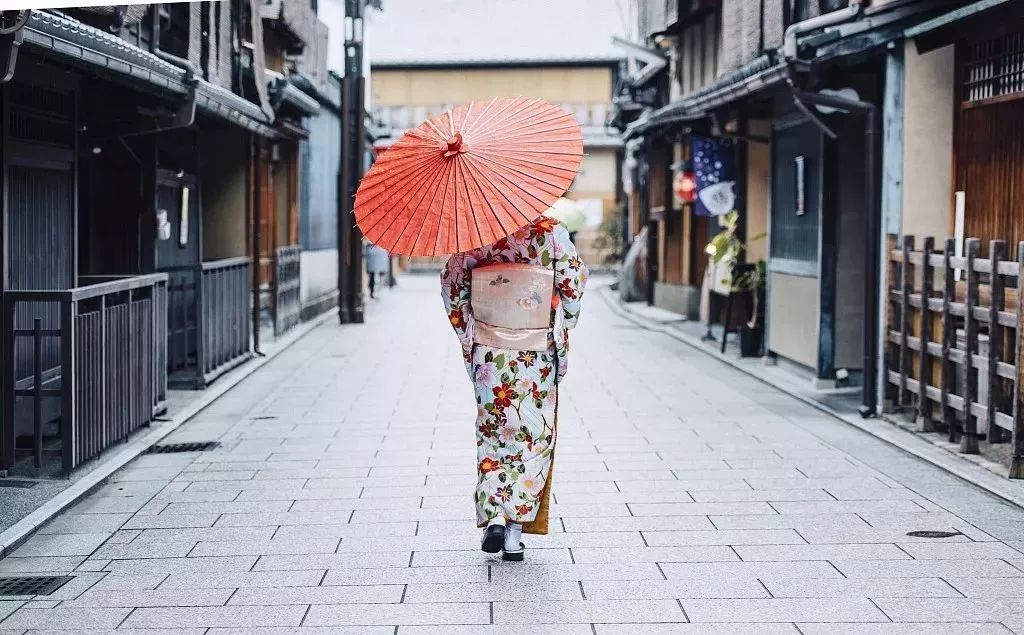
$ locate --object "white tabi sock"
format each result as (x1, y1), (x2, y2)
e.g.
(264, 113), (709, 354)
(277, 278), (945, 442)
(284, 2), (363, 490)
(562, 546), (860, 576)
(504, 522), (523, 551)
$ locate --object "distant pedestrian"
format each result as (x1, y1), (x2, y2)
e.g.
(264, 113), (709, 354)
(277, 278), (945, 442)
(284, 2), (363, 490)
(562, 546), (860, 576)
(364, 242), (390, 299)
(441, 216), (588, 562)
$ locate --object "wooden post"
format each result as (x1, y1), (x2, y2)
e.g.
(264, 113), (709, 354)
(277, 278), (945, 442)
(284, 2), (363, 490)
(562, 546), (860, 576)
(899, 235), (914, 408)
(941, 238), (957, 439)
(32, 318), (42, 469)
(61, 299), (77, 474)
(883, 234), (898, 409)
(962, 238), (981, 454)
(918, 237), (935, 430)
(1010, 241), (1024, 477)
(988, 240), (1006, 442)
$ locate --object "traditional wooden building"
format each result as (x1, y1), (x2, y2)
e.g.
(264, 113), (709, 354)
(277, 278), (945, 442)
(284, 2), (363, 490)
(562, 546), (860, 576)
(617, 0), (964, 410)
(0, 2), (355, 477)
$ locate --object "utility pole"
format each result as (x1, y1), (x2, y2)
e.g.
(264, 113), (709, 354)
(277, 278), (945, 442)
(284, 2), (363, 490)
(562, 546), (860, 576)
(338, 0), (366, 324)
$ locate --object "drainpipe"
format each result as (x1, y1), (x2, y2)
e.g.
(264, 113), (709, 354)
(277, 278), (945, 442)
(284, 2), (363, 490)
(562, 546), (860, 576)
(0, 9), (29, 84)
(150, 4), (199, 82)
(791, 88), (880, 418)
(783, 0), (864, 61)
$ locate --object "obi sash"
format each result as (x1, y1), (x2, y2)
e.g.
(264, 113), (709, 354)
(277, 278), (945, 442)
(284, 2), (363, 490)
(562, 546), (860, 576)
(471, 262), (554, 352)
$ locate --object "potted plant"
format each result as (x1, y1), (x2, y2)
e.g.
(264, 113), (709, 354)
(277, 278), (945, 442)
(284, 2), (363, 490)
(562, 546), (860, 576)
(705, 211), (766, 357)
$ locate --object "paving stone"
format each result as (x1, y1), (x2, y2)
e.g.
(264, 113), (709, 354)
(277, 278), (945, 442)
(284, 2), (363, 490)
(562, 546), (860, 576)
(121, 606), (308, 628)
(592, 626), (800, 634)
(0, 607), (131, 630)
(91, 540), (198, 559)
(874, 597), (1024, 622)
(209, 629), (393, 635)
(628, 502), (777, 516)
(681, 598), (888, 622)
(0, 556), (85, 574)
(661, 560), (843, 580)
(122, 513), (220, 529)
(582, 579), (769, 600)
(0, 601), (22, 622)
(10, 534), (110, 557)
(835, 559), (1024, 578)
(560, 516), (714, 532)
(63, 588), (234, 607)
(159, 570), (325, 589)
(411, 548), (572, 566)
(229, 585), (403, 604)
(212, 512), (361, 527)
(493, 599), (684, 623)
(89, 573), (168, 591)
(403, 581), (582, 603)
(103, 556), (258, 575)
(490, 563), (665, 582)
(896, 542), (1024, 560)
(134, 526), (278, 543)
(37, 513), (132, 535)
(0, 626), (209, 630)
(733, 543), (910, 561)
(570, 546), (737, 563)
(189, 538), (340, 556)
(304, 602), (489, 626)
(762, 577), (961, 598)
(253, 552), (410, 570)
(687, 489), (835, 502)
(796, 625), (1013, 635)
(272, 522), (418, 540)
(400, 626), (593, 635)
(945, 577), (1024, 598)
(322, 566), (489, 585)
(642, 529), (805, 546)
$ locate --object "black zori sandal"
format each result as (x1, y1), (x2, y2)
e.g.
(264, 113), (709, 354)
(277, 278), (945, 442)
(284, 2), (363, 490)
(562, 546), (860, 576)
(502, 542), (525, 562)
(481, 525), (506, 554)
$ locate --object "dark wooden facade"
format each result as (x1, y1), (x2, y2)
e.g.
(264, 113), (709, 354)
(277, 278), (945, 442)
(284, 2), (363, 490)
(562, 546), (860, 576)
(955, 23), (1024, 250)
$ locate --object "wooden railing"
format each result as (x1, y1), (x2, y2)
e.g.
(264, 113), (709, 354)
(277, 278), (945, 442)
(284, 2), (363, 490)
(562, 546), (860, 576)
(163, 257), (251, 389)
(200, 258), (252, 384)
(885, 235), (1024, 477)
(273, 245), (302, 336)
(2, 274), (168, 473)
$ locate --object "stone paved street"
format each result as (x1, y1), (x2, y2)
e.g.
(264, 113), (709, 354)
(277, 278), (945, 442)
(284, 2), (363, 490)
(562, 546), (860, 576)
(4, 275), (1024, 633)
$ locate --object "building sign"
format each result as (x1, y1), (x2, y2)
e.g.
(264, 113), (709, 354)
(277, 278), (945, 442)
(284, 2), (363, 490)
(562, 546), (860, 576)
(692, 136), (738, 217)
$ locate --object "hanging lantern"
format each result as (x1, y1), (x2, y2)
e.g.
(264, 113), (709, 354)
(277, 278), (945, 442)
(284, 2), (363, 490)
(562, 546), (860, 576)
(673, 168), (697, 204)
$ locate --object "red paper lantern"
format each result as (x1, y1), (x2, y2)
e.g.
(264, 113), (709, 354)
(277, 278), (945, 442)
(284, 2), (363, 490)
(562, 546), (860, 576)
(674, 169), (696, 204)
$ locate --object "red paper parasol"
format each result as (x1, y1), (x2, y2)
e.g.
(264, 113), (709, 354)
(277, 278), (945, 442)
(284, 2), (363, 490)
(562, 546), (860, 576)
(354, 97), (583, 256)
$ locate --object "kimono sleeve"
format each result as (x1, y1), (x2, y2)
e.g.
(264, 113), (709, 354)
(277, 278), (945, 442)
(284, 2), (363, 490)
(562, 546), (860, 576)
(553, 224), (589, 329)
(440, 253), (476, 373)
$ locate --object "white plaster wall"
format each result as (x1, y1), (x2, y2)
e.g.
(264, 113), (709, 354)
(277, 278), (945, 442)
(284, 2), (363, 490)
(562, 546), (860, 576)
(301, 248), (339, 305)
(901, 42), (955, 240)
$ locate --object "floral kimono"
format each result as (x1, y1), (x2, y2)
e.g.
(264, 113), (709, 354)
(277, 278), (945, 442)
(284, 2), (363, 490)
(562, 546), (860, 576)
(441, 217), (588, 534)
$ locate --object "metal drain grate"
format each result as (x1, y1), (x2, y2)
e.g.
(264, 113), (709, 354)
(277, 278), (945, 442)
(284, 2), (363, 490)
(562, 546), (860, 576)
(0, 479), (38, 488)
(0, 576), (73, 596)
(145, 441), (219, 454)
(906, 530), (963, 539)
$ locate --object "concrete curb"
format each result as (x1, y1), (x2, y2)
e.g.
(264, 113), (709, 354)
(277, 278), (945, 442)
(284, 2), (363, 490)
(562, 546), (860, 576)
(0, 309), (337, 559)
(599, 284), (1024, 511)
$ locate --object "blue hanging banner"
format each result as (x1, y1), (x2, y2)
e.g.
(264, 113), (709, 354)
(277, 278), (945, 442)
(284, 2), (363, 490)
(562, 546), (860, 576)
(691, 136), (738, 217)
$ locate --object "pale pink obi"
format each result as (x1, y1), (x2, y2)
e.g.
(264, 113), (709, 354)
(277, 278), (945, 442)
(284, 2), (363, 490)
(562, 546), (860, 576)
(471, 263), (554, 351)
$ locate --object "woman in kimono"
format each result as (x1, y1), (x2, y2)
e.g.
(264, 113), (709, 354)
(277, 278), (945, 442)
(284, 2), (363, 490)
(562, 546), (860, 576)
(441, 216), (588, 561)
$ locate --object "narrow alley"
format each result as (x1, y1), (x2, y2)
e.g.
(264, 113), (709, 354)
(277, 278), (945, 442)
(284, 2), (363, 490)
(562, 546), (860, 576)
(3, 275), (1024, 633)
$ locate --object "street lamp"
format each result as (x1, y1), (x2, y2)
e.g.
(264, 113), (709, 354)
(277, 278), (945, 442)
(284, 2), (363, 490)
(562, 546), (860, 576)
(338, 0), (366, 324)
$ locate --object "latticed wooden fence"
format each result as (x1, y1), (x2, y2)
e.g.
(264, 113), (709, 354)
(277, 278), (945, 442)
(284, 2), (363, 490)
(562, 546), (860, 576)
(885, 235), (1024, 477)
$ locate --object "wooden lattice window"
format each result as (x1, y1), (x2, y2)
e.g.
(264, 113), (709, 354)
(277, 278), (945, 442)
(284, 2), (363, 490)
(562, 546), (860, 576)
(962, 29), (1024, 104)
